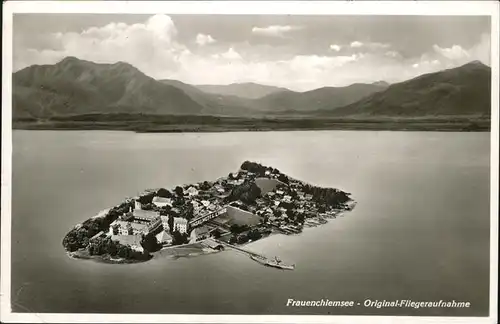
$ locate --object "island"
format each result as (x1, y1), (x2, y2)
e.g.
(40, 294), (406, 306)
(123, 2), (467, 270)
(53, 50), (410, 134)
(62, 161), (356, 267)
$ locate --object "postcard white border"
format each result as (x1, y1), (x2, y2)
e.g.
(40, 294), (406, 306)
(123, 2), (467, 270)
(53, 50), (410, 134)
(1, 1), (499, 323)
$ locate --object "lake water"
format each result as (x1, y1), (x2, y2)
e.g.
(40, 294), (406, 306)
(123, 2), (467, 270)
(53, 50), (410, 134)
(11, 130), (490, 316)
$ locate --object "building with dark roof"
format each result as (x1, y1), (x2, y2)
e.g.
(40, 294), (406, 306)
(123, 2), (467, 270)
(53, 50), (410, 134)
(133, 209), (160, 223)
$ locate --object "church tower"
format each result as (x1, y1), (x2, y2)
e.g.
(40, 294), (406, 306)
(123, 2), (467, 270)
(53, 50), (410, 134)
(135, 199), (142, 210)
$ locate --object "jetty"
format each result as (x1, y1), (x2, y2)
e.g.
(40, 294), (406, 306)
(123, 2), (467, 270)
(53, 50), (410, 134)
(214, 239), (295, 270)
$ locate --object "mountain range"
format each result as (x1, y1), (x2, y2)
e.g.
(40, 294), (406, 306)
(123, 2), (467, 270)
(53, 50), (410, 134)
(322, 60), (491, 117)
(12, 57), (491, 120)
(195, 82), (290, 99)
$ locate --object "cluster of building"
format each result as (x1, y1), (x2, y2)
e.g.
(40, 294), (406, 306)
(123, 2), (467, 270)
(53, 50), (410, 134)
(181, 167), (344, 242)
(243, 177), (343, 232)
(108, 199), (189, 251)
(102, 163), (352, 254)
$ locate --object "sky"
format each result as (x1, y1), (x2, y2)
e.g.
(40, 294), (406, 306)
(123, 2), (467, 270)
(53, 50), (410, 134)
(13, 14), (491, 91)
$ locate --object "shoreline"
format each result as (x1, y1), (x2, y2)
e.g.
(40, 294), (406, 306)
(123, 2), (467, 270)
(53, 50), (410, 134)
(65, 210), (353, 264)
(13, 125), (491, 133)
(13, 116), (491, 133)
(67, 250), (151, 264)
(152, 241), (223, 259)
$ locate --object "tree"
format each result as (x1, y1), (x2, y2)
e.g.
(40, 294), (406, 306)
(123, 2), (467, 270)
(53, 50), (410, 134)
(172, 230), (188, 245)
(180, 204), (194, 220)
(240, 161), (267, 175)
(108, 241), (118, 256)
(247, 229), (262, 241)
(199, 181), (212, 190)
(106, 208), (121, 224)
(237, 234), (249, 244)
(230, 182), (261, 204)
(141, 234), (161, 252)
(240, 161), (252, 171)
(212, 229), (222, 239)
(137, 193), (155, 204)
(168, 215), (174, 233)
(174, 186), (184, 197)
(278, 174), (289, 184)
(173, 197), (185, 207)
(118, 246), (130, 258)
(160, 206), (171, 216)
(230, 224), (249, 234)
(157, 188), (173, 198)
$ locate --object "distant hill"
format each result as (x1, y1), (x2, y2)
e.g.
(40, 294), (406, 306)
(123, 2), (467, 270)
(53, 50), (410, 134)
(12, 57), (491, 121)
(323, 61), (491, 117)
(159, 79), (254, 116)
(372, 81), (390, 87)
(255, 82), (389, 112)
(12, 57), (205, 118)
(195, 82), (291, 99)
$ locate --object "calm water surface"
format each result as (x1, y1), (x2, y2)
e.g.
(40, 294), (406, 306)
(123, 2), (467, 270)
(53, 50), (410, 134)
(11, 130), (490, 315)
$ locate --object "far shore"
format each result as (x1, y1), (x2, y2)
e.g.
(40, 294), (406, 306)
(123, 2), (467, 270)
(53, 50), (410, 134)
(13, 116), (491, 133)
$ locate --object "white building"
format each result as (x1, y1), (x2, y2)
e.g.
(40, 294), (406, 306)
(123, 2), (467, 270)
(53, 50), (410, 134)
(173, 217), (188, 234)
(109, 220), (149, 236)
(133, 209), (160, 224)
(229, 179), (244, 185)
(214, 184), (225, 193)
(152, 196), (173, 208)
(156, 231), (173, 245)
(185, 186), (199, 197)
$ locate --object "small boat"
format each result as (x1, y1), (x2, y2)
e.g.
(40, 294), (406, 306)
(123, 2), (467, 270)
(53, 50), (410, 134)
(250, 255), (295, 270)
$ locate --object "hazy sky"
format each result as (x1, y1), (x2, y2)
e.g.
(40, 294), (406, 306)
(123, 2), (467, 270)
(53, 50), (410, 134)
(13, 14), (491, 91)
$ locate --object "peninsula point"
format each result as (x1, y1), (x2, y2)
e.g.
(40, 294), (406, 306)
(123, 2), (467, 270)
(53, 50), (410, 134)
(62, 161), (356, 265)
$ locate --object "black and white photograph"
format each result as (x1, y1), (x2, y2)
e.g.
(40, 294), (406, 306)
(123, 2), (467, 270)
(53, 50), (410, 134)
(1, 1), (498, 323)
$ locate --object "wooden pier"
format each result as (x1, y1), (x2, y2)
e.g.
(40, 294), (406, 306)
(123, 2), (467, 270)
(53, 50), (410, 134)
(213, 239), (267, 258)
(213, 239), (295, 270)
